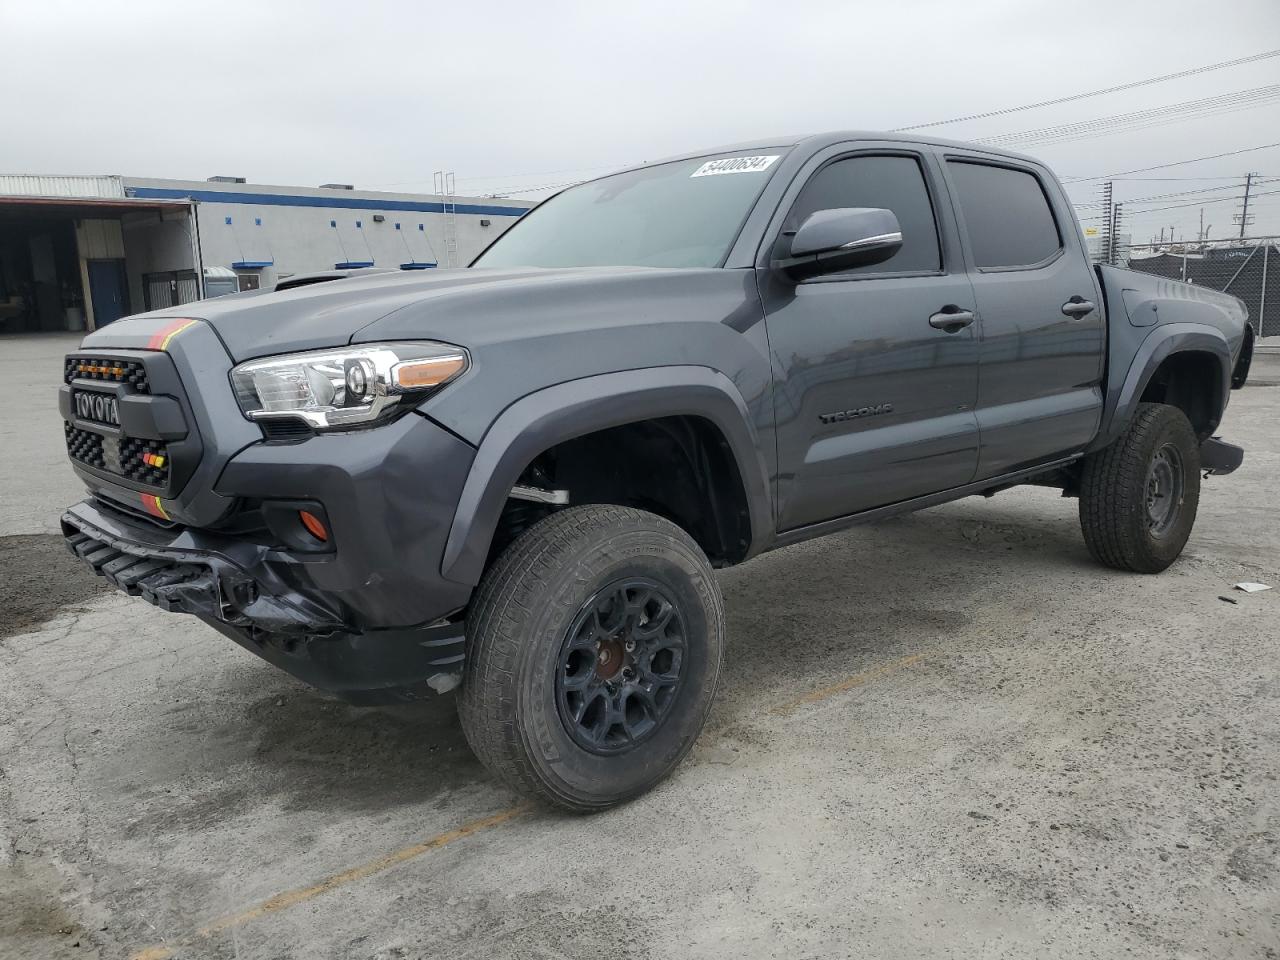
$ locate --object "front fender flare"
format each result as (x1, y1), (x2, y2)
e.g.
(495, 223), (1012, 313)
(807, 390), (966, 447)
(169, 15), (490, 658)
(440, 366), (773, 586)
(1092, 323), (1231, 451)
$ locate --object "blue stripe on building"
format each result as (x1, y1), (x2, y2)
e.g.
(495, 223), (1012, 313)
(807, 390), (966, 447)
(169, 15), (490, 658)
(126, 187), (528, 218)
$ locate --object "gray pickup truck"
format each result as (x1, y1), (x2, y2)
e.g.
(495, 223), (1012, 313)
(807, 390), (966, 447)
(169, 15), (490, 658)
(59, 132), (1252, 810)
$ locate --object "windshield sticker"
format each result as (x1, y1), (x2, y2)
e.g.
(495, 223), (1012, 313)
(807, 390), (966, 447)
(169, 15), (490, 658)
(690, 155), (780, 178)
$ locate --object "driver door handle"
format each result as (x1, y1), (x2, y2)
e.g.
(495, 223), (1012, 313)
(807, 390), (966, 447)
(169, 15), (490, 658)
(928, 306), (976, 333)
(1062, 297), (1096, 319)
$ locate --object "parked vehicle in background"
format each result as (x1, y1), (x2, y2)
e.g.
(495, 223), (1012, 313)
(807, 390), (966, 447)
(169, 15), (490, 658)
(58, 132), (1252, 810)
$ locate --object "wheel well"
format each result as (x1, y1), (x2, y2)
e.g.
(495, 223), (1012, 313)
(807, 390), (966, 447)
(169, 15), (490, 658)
(1138, 350), (1224, 440)
(490, 416), (753, 569)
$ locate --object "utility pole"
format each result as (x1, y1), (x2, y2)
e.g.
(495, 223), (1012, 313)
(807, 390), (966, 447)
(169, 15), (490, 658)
(1100, 181), (1113, 264)
(1112, 203), (1125, 265)
(1235, 172), (1257, 239)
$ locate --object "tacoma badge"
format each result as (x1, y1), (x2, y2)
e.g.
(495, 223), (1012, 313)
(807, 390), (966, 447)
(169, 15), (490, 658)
(819, 403), (894, 424)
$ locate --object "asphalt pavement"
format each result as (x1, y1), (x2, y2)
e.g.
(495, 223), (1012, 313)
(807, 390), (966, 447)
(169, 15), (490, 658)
(2, 333), (1277, 960)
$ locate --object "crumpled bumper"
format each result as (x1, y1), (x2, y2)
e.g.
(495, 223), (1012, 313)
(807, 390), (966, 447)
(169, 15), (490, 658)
(61, 500), (465, 704)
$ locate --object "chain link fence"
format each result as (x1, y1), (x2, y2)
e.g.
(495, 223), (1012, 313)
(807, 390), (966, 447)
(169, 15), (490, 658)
(1119, 240), (1278, 337)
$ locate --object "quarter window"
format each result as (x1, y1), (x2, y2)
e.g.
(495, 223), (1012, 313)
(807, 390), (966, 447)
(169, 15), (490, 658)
(946, 160), (1061, 268)
(787, 155), (941, 275)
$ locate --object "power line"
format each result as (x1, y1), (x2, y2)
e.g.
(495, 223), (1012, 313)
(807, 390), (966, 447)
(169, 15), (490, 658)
(893, 49), (1280, 132)
(1122, 187), (1280, 219)
(1073, 178), (1280, 208)
(1063, 142), (1280, 182)
(978, 84), (1280, 149)
(1066, 175), (1273, 185)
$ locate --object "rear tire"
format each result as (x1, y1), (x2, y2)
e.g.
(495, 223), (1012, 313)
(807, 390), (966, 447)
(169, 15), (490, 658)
(1078, 402), (1201, 573)
(458, 505), (725, 812)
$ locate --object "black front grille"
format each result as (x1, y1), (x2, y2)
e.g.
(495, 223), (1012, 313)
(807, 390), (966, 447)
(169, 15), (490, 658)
(64, 357), (150, 393)
(65, 424), (106, 470)
(119, 437), (170, 486)
(62, 350), (203, 503)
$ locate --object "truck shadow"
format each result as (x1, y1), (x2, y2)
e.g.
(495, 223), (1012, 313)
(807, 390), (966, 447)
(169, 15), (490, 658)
(122, 498), (1090, 825)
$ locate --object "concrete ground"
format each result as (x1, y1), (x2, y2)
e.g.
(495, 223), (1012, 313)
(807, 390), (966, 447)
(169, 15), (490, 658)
(1, 332), (1277, 960)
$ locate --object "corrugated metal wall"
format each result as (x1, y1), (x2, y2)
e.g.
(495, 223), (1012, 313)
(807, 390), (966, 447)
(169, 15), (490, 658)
(0, 174), (124, 199)
(75, 219), (126, 259)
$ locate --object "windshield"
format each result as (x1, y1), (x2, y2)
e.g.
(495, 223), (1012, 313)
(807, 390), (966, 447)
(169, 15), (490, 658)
(472, 151), (787, 269)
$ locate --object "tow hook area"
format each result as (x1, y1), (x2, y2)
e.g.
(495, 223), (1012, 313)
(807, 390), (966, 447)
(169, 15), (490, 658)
(1200, 436), (1244, 476)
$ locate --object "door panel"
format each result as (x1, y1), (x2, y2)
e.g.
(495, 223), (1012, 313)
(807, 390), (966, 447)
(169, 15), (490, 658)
(968, 260), (1105, 476)
(761, 149), (981, 530)
(88, 259), (128, 326)
(766, 273), (980, 529)
(942, 158), (1104, 477)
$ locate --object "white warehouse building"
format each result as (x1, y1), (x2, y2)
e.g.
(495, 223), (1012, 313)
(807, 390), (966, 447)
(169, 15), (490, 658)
(0, 174), (534, 333)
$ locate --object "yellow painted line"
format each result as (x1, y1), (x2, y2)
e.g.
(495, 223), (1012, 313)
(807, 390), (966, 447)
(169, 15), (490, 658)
(130, 805), (528, 960)
(770, 652), (930, 715)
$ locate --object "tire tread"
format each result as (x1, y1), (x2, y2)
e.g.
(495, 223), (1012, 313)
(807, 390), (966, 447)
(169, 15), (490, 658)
(458, 505), (721, 811)
(1079, 402), (1200, 573)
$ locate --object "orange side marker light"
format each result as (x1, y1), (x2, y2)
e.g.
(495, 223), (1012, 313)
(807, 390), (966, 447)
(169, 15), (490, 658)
(299, 510), (329, 542)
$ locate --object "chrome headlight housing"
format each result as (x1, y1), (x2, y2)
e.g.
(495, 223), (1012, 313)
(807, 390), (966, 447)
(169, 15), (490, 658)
(230, 341), (468, 430)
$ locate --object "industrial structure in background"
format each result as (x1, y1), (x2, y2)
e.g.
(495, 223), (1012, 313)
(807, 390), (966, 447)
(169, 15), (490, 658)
(0, 175), (533, 333)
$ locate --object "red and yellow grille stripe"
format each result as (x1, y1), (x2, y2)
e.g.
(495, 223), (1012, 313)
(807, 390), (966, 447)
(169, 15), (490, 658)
(147, 318), (199, 352)
(140, 494), (170, 520)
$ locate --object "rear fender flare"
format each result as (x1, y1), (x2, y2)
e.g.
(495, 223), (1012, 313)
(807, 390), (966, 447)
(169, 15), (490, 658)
(440, 366), (773, 586)
(1092, 324), (1231, 451)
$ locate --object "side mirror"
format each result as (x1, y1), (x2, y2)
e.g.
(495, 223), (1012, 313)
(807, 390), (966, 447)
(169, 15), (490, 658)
(774, 207), (903, 281)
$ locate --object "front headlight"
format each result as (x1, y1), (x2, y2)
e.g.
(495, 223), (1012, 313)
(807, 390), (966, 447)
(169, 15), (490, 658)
(230, 341), (468, 430)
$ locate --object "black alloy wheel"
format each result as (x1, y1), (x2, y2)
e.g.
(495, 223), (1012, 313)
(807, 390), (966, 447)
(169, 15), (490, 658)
(555, 578), (686, 754)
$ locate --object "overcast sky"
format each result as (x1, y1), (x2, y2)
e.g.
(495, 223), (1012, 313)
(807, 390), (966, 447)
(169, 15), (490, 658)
(3, 0), (1279, 244)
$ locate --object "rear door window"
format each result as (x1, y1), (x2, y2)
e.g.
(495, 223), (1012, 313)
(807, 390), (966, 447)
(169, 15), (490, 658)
(945, 160), (1061, 269)
(787, 154), (941, 275)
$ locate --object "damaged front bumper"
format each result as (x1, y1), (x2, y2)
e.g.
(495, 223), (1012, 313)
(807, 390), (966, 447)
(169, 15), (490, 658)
(62, 499), (465, 703)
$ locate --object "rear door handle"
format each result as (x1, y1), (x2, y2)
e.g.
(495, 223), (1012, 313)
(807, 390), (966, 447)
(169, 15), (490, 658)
(1062, 297), (1096, 318)
(928, 306), (976, 333)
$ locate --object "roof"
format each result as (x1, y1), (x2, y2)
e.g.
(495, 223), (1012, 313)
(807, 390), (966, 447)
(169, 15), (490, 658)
(0, 174), (125, 200)
(624, 130), (1045, 177)
(0, 173), (190, 213)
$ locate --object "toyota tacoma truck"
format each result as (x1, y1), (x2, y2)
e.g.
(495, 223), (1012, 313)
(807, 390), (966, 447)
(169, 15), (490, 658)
(59, 132), (1253, 811)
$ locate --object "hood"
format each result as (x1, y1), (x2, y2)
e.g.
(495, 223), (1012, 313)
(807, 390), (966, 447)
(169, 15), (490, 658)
(86, 267), (701, 362)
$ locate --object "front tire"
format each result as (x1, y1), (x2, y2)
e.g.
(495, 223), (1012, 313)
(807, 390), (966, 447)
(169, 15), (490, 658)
(1078, 402), (1201, 573)
(458, 505), (725, 812)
